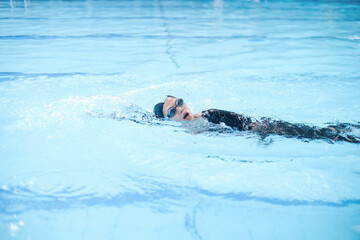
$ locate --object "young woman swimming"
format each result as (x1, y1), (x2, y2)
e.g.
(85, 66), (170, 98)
(153, 95), (360, 143)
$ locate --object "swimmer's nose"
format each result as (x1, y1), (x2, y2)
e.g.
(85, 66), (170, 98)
(177, 107), (184, 115)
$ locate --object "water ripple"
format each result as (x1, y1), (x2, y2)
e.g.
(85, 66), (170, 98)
(158, 0), (180, 68)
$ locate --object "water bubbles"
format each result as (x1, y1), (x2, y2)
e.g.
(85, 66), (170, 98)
(353, 224), (360, 233)
(9, 220), (25, 237)
(9, 222), (19, 236)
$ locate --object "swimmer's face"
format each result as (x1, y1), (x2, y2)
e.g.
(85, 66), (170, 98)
(163, 96), (194, 122)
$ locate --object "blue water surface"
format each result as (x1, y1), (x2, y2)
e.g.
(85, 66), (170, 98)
(1, 0), (360, 239)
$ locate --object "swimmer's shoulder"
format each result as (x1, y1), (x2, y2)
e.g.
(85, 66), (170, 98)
(194, 108), (217, 119)
(194, 112), (204, 119)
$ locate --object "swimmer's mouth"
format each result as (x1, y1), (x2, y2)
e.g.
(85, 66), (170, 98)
(184, 112), (189, 120)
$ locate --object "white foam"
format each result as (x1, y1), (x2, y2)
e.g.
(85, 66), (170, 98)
(12, 95), (130, 129)
(9, 222), (19, 237)
(350, 35), (360, 40)
(29, 179), (35, 186)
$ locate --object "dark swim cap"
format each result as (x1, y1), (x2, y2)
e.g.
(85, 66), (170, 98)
(153, 102), (165, 118)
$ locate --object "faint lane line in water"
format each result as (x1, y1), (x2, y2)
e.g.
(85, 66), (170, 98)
(1, 184), (360, 215)
(157, 0), (180, 68)
(205, 155), (275, 163)
(1, 17), (358, 22)
(1, 34), (358, 43)
(164, 70), (219, 77)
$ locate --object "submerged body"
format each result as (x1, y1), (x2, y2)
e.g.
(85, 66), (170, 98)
(153, 96), (360, 144)
(201, 109), (359, 143)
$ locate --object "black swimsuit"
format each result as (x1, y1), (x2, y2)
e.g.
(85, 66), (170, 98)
(201, 109), (255, 131)
(200, 108), (359, 143)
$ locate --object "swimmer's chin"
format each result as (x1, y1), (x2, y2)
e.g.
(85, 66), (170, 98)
(182, 112), (203, 121)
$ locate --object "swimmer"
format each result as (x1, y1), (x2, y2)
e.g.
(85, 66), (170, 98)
(153, 95), (360, 143)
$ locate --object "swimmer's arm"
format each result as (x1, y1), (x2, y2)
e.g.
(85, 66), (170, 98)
(193, 112), (203, 119)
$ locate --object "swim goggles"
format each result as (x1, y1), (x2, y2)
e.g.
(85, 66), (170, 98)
(167, 98), (183, 118)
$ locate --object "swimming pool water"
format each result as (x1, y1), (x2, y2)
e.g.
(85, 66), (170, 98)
(1, 0), (360, 239)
